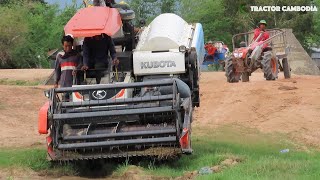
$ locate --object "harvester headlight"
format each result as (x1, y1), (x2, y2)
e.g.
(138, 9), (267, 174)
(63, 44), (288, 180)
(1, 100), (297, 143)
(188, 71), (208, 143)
(233, 52), (243, 58)
(44, 90), (50, 98)
(179, 45), (187, 53)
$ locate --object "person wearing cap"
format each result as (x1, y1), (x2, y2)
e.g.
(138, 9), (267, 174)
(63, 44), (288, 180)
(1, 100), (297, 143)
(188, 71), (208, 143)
(253, 20), (270, 44)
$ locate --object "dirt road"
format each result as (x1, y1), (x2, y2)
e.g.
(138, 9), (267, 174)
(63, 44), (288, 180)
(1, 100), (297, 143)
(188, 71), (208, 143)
(0, 70), (319, 149)
(0, 85), (48, 147)
(194, 72), (320, 148)
(0, 69), (53, 82)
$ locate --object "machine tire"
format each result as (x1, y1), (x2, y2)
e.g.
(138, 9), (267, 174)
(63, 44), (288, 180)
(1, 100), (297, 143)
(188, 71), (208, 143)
(190, 51), (200, 107)
(262, 51), (278, 81)
(242, 72), (250, 82)
(282, 58), (291, 79)
(225, 57), (240, 83)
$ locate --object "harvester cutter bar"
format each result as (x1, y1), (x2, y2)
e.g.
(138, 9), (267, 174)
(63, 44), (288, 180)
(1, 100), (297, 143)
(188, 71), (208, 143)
(63, 129), (177, 141)
(58, 136), (177, 150)
(53, 147), (182, 161)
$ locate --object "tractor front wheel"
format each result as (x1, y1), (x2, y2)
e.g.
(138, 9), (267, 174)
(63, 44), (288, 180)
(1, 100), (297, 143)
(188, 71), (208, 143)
(225, 57), (240, 83)
(282, 58), (291, 79)
(262, 51), (279, 81)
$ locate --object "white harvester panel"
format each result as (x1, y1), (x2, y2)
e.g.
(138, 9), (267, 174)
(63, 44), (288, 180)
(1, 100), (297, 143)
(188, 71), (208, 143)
(134, 13), (194, 75)
(133, 51), (185, 75)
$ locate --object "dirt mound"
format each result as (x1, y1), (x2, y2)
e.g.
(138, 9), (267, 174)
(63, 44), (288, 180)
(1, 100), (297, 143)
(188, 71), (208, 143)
(0, 168), (42, 180)
(118, 166), (167, 180)
(278, 85), (298, 91)
(175, 157), (242, 180)
(194, 72), (320, 148)
(285, 29), (320, 75)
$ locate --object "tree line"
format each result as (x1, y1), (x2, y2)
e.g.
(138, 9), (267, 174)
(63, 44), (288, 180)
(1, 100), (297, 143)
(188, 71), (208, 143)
(0, 0), (319, 68)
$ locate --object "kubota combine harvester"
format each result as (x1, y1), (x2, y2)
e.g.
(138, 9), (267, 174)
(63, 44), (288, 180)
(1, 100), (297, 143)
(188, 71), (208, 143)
(226, 29), (291, 82)
(38, 4), (205, 161)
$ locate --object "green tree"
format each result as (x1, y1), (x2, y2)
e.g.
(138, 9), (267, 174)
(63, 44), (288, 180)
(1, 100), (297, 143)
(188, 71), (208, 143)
(306, 0), (320, 46)
(160, 0), (176, 13)
(129, 0), (159, 23)
(0, 1), (77, 68)
(0, 0), (46, 5)
(0, 5), (28, 68)
(180, 0), (233, 46)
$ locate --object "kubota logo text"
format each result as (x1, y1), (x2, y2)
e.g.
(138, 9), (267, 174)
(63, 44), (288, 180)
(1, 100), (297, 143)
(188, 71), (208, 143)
(141, 61), (176, 69)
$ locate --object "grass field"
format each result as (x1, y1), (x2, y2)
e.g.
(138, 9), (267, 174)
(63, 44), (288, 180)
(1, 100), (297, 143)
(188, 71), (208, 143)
(0, 79), (42, 86)
(1, 126), (320, 179)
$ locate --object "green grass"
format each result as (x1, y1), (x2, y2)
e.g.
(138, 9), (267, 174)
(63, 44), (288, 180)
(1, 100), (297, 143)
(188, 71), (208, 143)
(0, 79), (41, 86)
(143, 126), (320, 179)
(0, 102), (5, 110)
(1, 126), (320, 179)
(0, 148), (75, 176)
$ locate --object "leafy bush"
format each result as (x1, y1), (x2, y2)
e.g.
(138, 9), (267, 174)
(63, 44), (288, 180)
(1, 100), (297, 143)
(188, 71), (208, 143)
(0, 1), (77, 68)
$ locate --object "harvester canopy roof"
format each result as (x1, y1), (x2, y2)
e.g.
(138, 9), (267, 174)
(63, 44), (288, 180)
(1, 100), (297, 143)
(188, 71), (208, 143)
(64, 7), (122, 38)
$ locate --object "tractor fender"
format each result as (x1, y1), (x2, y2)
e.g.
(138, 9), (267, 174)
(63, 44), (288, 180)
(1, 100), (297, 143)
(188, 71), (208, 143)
(38, 101), (50, 134)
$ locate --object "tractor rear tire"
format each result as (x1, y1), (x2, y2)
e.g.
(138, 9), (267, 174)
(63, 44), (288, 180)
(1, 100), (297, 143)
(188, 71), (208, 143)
(225, 57), (240, 83)
(242, 72), (250, 82)
(262, 51), (278, 81)
(282, 58), (291, 79)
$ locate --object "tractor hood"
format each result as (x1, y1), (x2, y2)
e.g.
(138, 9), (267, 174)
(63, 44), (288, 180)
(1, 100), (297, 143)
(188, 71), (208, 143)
(233, 47), (248, 59)
(64, 7), (122, 38)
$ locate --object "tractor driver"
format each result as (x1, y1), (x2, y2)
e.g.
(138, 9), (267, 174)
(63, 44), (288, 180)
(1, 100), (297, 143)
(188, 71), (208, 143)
(81, 33), (119, 84)
(253, 20), (270, 49)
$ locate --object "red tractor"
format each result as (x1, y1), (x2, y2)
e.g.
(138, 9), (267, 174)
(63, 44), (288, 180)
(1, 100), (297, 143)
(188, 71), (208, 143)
(225, 29), (291, 82)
